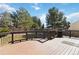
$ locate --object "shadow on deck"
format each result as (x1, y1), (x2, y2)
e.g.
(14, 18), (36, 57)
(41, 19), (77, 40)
(62, 41), (79, 48)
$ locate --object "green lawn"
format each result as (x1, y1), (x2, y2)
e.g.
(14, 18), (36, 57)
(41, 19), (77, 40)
(0, 34), (25, 46)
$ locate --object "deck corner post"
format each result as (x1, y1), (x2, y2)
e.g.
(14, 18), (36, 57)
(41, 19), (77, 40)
(11, 33), (14, 44)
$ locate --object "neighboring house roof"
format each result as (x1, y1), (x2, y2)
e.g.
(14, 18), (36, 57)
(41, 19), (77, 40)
(69, 21), (79, 30)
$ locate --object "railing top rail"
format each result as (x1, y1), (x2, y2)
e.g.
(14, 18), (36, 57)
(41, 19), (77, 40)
(0, 29), (57, 34)
(68, 30), (79, 32)
(0, 29), (79, 34)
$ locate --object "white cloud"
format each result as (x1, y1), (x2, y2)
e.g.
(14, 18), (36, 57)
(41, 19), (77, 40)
(39, 14), (46, 27)
(59, 9), (65, 12)
(0, 4), (16, 13)
(66, 12), (79, 23)
(32, 3), (40, 10)
(32, 6), (40, 10)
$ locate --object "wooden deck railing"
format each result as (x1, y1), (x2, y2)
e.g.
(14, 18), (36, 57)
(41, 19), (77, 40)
(9, 30), (56, 44)
(0, 29), (79, 44)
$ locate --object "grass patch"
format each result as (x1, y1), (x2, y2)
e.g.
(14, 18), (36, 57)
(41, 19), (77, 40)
(0, 33), (25, 46)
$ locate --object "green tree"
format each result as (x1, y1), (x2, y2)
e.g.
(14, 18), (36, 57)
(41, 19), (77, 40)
(46, 7), (70, 29)
(32, 16), (42, 29)
(41, 24), (44, 29)
(0, 12), (12, 32)
(16, 8), (33, 30)
(10, 12), (19, 28)
(46, 7), (59, 29)
(62, 18), (70, 29)
(1, 12), (13, 27)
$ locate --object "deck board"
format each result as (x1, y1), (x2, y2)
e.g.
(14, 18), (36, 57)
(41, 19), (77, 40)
(0, 38), (79, 55)
(60, 47), (70, 55)
(56, 46), (67, 55)
(73, 48), (79, 55)
(68, 47), (76, 55)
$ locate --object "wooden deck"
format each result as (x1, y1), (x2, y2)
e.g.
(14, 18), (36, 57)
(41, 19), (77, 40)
(0, 37), (79, 55)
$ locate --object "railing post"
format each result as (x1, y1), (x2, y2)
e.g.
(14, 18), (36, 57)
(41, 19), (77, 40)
(43, 30), (45, 39)
(35, 30), (37, 38)
(47, 31), (51, 40)
(26, 32), (28, 40)
(69, 31), (71, 38)
(11, 33), (14, 44)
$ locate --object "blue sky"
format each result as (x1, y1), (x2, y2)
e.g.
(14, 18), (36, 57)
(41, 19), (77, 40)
(0, 3), (79, 26)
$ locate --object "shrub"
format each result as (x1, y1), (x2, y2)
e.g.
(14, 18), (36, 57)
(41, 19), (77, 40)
(0, 27), (9, 32)
(0, 27), (9, 38)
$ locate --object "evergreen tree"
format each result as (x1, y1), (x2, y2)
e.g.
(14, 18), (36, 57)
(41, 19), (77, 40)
(46, 7), (70, 29)
(16, 8), (33, 30)
(32, 16), (42, 29)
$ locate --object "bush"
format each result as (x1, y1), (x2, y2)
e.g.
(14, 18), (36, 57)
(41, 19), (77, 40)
(0, 27), (9, 38)
(0, 27), (9, 33)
